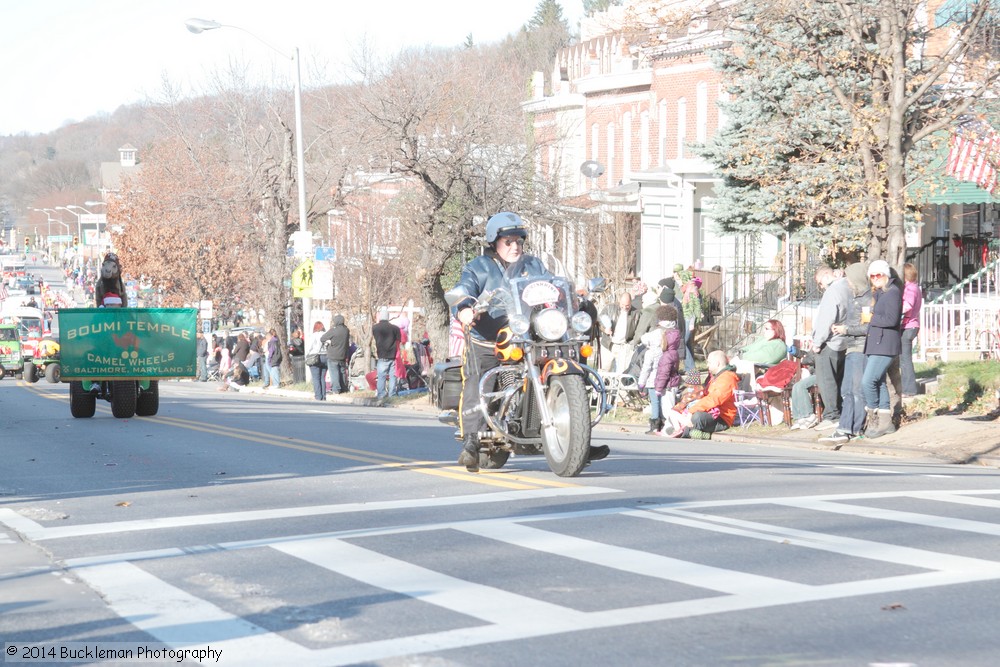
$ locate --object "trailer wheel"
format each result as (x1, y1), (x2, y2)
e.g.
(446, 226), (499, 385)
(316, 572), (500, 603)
(110, 380), (137, 418)
(135, 381), (159, 416)
(24, 362), (37, 383)
(70, 381), (96, 418)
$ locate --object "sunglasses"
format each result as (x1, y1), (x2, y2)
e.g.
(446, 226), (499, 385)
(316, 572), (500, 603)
(869, 273), (886, 279)
(500, 237), (525, 247)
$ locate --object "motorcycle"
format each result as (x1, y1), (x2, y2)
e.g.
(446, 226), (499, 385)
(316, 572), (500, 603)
(443, 261), (609, 477)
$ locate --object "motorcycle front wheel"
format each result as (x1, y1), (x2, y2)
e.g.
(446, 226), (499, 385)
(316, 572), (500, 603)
(543, 375), (592, 477)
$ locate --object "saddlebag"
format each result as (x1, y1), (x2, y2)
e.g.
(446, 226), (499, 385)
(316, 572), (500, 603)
(433, 360), (463, 410)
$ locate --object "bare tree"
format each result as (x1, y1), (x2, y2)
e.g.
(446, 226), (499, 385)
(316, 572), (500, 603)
(325, 44), (539, 354)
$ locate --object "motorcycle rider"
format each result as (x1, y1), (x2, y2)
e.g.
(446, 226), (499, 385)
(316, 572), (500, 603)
(449, 211), (611, 472)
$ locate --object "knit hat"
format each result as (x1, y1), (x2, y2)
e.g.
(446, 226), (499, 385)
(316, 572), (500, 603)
(867, 259), (891, 277)
(673, 263), (685, 274)
(659, 286), (676, 305)
(659, 277), (676, 289)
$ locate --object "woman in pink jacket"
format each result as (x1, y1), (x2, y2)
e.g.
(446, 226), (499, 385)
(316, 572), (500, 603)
(900, 263), (922, 397)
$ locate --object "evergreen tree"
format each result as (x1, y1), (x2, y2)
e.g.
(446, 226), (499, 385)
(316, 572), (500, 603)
(687, 0), (1000, 267)
(584, 0), (622, 18)
(696, 6), (868, 250)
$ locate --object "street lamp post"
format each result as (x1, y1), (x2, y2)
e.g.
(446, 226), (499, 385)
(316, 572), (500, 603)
(186, 17), (312, 330)
(55, 206), (84, 250)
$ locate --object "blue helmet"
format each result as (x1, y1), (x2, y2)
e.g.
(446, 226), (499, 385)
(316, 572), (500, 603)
(485, 212), (527, 243)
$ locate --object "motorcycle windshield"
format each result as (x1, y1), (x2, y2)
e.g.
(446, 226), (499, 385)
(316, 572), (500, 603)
(502, 257), (575, 323)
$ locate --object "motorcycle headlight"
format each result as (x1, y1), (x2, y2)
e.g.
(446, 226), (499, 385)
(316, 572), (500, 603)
(570, 311), (592, 334)
(534, 308), (568, 341)
(509, 314), (530, 336)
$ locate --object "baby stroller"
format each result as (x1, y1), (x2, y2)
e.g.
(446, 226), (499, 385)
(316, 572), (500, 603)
(348, 351), (371, 392)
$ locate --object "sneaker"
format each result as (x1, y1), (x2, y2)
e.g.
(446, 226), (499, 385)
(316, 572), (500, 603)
(813, 418), (839, 431)
(819, 430), (851, 444)
(793, 415), (820, 430)
(688, 429), (712, 440)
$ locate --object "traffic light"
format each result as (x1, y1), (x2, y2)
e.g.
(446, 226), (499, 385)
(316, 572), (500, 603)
(24, 236), (31, 248)
(72, 236), (79, 246)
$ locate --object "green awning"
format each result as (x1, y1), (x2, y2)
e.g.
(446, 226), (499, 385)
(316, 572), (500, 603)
(924, 174), (996, 205)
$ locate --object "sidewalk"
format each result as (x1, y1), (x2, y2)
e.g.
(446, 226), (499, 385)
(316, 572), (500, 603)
(711, 412), (1000, 467)
(230, 383), (1000, 468)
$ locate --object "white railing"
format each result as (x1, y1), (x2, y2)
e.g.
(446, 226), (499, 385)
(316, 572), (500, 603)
(929, 257), (1000, 305)
(918, 302), (1000, 362)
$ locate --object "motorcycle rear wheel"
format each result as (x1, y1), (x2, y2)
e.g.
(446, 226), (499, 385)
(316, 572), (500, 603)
(543, 375), (591, 477)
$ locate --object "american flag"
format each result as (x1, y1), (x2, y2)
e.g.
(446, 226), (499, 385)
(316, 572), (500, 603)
(946, 119), (1000, 194)
(0, 283), (8, 302)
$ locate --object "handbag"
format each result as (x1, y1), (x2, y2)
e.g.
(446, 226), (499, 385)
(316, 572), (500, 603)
(305, 353), (320, 367)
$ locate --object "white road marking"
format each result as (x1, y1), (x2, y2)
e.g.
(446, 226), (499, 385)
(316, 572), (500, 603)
(775, 498), (1000, 537)
(457, 520), (809, 596)
(4, 486), (619, 542)
(908, 491), (1000, 508)
(33, 488), (1000, 666)
(639, 508), (1000, 573)
(73, 561), (308, 664)
(817, 464), (953, 478)
(274, 538), (586, 626)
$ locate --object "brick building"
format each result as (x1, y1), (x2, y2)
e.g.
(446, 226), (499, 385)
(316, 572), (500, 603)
(524, 8), (782, 295)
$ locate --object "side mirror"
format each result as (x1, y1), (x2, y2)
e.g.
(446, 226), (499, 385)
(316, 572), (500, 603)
(588, 277), (607, 293)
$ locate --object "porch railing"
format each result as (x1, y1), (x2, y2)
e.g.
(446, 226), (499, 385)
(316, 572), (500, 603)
(705, 264), (798, 354)
(927, 253), (1000, 305)
(906, 236), (954, 290)
(918, 302), (999, 362)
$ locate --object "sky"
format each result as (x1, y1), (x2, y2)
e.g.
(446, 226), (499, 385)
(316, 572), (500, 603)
(0, 0), (584, 136)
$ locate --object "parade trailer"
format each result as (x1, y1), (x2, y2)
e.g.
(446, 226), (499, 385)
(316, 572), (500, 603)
(58, 308), (198, 418)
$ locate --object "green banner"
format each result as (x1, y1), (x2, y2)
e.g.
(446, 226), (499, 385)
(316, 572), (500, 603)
(58, 308), (198, 380)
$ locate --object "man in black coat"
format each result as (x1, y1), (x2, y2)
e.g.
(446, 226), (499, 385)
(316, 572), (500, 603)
(321, 314), (352, 394)
(372, 308), (401, 401)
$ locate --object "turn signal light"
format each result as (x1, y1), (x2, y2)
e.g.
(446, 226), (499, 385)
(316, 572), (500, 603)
(509, 347), (524, 361)
(580, 344), (594, 359)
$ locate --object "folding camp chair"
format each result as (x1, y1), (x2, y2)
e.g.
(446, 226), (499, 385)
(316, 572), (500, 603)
(733, 390), (765, 427)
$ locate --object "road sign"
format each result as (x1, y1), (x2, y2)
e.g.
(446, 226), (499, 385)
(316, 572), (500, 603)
(314, 246), (336, 261)
(291, 259), (314, 298)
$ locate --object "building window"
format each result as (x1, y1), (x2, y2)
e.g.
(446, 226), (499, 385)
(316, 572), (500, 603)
(676, 98), (687, 160)
(607, 123), (615, 186)
(658, 99), (668, 166)
(717, 85), (729, 132)
(640, 111), (650, 170)
(623, 112), (632, 178)
(696, 82), (708, 143)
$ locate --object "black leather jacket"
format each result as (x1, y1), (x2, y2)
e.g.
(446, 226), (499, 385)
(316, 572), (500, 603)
(447, 251), (552, 342)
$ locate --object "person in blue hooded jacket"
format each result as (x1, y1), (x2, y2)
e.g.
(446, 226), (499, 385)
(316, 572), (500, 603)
(447, 212), (610, 472)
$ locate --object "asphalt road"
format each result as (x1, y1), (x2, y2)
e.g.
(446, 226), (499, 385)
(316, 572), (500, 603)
(3, 379), (1000, 666)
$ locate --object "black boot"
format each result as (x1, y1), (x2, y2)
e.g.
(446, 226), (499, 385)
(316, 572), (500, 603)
(588, 445), (610, 461)
(457, 434), (480, 472)
(645, 419), (659, 435)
